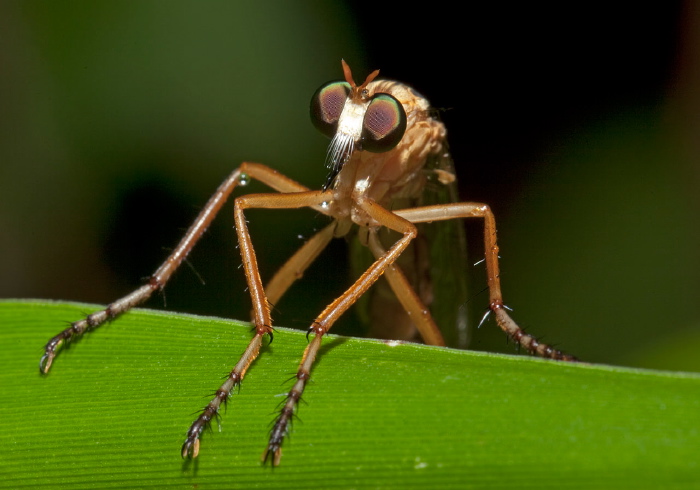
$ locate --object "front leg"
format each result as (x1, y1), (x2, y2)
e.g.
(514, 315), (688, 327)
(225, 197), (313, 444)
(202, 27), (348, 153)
(262, 200), (419, 465)
(182, 188), (333, 458)
(40, 162), (322, 374)
(40, 167), (250, 373)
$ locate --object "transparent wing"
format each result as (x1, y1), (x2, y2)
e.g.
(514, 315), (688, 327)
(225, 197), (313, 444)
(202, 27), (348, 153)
(416, 145), (470, 348)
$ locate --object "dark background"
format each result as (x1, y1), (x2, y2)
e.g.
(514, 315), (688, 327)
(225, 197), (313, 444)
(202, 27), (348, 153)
(2, 1), (699, 371)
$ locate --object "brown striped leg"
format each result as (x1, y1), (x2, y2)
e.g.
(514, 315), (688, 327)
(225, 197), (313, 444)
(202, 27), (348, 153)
(40, 162), (320, 374)
(183, 222), (336, 456)
(182, 188), (334, 458)
(263, 333), (321, 466)
(262, 199), (418, 465)
(181, 332), (268, 458)
(183, 220), (336, 458)
(40, 168), (245, 373)
(395, 203), (577, 361)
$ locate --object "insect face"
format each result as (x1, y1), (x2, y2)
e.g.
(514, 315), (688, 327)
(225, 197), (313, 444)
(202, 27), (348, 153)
(310, 60), (407, 189)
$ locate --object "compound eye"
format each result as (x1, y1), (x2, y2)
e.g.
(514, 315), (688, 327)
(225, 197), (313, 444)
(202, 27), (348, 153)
(361, 94), (407, 153)
(310, 81), (351, 138)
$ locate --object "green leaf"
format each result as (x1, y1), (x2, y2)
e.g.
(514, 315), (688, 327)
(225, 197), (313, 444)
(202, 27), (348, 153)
(1, 300), (699, 488)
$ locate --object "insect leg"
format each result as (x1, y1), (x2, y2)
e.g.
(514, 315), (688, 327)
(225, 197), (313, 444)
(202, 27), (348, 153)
(183, 189), (333, 458)
(40, 162), (321, 374)
(263, 201), (417, 465)
(181, 333), (266, 459)
(40, 168), (243, 373)
(395, 203), (577, 361)
(186, 213), (335, 458)
(263, 222), (336, 307)
(366, 229), (445, 346)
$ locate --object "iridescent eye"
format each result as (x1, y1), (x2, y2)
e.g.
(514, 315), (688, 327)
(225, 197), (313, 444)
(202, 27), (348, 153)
(310, 81), (351, 138)
(360, 94), (406, 153)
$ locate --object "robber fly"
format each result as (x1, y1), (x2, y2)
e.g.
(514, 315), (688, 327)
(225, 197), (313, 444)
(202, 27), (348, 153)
(40, 60), (576, 466)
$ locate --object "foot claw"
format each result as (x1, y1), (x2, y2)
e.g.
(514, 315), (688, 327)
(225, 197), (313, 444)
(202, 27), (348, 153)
(39, 353), (54, 374)
(261, 446), (281, 466)
(39, 337), (64, 374)
(181, 438), (200, 459)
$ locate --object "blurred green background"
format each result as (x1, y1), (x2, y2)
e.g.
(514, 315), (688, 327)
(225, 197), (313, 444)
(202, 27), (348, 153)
(1, 1), (698, 372)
